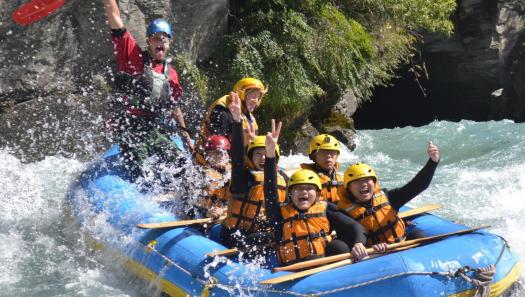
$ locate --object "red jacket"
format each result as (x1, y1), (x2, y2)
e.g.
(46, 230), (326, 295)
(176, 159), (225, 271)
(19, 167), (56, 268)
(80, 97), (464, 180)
(111, 30), (183, 103)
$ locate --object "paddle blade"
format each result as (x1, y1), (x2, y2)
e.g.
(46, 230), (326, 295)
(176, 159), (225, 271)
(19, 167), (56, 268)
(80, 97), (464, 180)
(12, 0), (66, 25)
(398, 203), (442, 219)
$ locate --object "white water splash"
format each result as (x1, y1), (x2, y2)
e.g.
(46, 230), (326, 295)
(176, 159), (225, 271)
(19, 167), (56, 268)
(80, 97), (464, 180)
(0, 120), (524, 296)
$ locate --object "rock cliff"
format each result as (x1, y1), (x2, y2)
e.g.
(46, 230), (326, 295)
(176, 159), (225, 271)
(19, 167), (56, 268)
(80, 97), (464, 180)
(0, 0), (228, 160)
(354, 0), (524, 128)
(0, 0), (523, 159)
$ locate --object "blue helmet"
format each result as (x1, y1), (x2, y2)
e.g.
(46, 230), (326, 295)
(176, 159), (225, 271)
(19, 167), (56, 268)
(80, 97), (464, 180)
(146, 19), (172, 38)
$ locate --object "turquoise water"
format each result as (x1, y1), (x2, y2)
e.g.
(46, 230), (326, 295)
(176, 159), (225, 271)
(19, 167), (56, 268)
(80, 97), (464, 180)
(0, 120), (523, 296)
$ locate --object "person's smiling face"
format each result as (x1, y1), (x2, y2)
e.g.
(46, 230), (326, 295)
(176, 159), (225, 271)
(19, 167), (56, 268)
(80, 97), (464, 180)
(290, 184), (319, 210)
(243, 89), (263, 112)
(348, 177), (376, 203)
(251, 147), (266, 170)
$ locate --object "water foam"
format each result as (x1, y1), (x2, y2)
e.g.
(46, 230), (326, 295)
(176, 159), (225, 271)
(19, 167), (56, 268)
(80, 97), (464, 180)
(1, 120), (524, 296)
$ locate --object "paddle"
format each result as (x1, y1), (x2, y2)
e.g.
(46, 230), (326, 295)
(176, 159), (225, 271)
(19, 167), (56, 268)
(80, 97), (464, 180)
(264, 244), (421, 285)
(261, 225), (490, 285)
(12, 0), (67, 25)
(136, 216), (226, 229)
(273, 243), (421, 272)
(398, 203), (441, 219)
(204, 204), (441, 258)
(206, 248), (238, 258)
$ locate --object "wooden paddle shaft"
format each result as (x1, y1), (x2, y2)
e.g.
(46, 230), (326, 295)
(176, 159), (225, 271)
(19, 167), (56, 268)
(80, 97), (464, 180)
(270, 225), (489, 274)
(206, 248), (238, 257)
(136, 216), (226, 229)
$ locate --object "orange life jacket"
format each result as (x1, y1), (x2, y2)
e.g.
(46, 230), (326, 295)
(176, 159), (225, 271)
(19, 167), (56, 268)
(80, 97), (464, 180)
(203, 167), (231, 208)
(195, 95), (258, 154)
(300, 163), (344, 203)
(337, 187), (406, 245)
(193, 154), (231, 209)
(277, 202), (332, 264)
(222, 170), (286, 232)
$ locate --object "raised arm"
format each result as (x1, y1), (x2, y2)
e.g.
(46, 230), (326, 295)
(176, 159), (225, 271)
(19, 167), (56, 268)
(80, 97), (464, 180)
(101, 0), (124, 29)
(264, 119), (283, 229)
(388, 142), (440, 210)
(228, 92), (249, 193)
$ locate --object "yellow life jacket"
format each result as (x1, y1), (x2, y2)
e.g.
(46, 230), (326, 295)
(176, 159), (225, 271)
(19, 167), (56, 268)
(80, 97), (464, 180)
(195, 95), (258, 153)
(222, 170), (286, 232)
(337, 187), (406, 245)
(277, 202), (331, 265)
(300, 163), (344, 203)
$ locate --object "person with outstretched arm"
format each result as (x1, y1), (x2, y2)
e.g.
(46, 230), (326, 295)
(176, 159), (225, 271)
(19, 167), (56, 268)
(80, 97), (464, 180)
(338, 142), (440, 258)
(101, 0), (193, 179)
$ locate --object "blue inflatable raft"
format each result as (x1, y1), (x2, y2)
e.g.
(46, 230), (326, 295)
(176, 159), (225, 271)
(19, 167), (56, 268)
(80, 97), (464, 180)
(66, 145), (521, 297)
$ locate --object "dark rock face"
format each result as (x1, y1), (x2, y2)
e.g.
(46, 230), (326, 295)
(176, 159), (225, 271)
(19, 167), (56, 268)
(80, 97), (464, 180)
(424, 0), (525, 122)
(355, 0), (525, 129)
(297, 89), (357, 152)
(0, 0), (228, 160)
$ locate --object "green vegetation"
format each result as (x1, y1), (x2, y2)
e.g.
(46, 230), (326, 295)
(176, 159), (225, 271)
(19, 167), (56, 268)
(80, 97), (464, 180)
(173, 53), (209, 100)
(198, 0), (456, 130)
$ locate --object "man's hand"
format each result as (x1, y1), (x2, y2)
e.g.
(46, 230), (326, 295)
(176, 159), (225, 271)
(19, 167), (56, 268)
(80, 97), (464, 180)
(101, 0), (124, 29)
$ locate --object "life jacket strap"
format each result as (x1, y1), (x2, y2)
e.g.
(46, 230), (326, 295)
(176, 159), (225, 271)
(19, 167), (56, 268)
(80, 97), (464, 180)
(368, 217), (405, 243)
(282, 212), (324, 224)
(280, 230), (329, 245)
(355, 202), (391, 221)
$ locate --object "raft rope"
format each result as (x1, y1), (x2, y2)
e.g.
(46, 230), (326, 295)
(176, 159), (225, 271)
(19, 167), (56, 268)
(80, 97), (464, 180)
(451, 234), (508, 297)
(454, 265), (496, 297)
(140, 231), (506, 297)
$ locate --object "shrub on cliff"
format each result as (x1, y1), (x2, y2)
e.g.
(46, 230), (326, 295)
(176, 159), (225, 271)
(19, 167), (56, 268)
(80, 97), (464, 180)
(203, 0), (455, 128)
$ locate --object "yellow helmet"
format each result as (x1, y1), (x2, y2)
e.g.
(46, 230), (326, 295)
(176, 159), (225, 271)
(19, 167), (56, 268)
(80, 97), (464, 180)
(307, 134), (340, 155)
(233, 77), (268, 101)
(343, 163), (377, 188)
(246, 135), (280, 159)
(289, 169), (322, 191)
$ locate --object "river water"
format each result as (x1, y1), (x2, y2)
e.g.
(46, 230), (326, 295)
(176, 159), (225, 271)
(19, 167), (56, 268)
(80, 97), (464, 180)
(0, 119), (523, 296)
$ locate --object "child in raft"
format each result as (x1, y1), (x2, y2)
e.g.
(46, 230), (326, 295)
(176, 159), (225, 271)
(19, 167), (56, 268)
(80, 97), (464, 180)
(340, 142), (440, 258)
(191, 135), (232, 220)
(219, 95), (289, 250)
(300, 134), (345, 203)
(264, 120), (367, 264)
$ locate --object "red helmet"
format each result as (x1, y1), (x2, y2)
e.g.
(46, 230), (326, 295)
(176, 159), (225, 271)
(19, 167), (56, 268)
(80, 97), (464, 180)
(204, 135), (231, 151)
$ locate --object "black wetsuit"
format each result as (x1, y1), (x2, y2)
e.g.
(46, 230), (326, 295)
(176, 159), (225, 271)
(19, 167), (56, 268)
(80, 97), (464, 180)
(264, 157), (367, 260)
(381, 159), (439, 211)
(208, 105), (234, 137)
(219, 121), (286, 248)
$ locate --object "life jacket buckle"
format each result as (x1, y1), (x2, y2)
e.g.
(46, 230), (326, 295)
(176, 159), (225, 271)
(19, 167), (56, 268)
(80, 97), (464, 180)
(296, 213), (308, 220)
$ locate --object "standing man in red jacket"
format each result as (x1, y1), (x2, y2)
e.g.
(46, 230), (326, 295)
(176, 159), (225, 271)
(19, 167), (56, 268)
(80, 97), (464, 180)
(102, 0), (194, 181)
